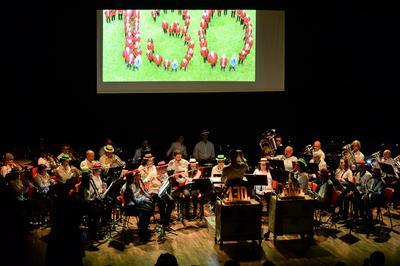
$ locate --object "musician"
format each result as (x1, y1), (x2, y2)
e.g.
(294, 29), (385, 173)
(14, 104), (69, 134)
(222, 149), (249, 185)
(80, 163), (107, 241)
(37, 151), (57, 170)
(184, 158), (203, 219)
(335, 157), (358, 220)
(33, 164), (55, 195)
(354, 161), (373, 219)
(166, 135), (188, 159)
(138, 153), (157, 182)
(314, 169), (334, 210)
(312, 140), (325, 161)
(293, 158), (309, 193)
(1, 153), (19, 178)
(120, 170), (154, 242)
(351, 140), (365, 163)
(275, 146), (298, 172)
(362, 169), (384, 221)
(167, 150), (189, 172)
(54, 154), (78, 184)
(193, 130), (215, 164)
(132, 139), (152, 165)
(381, 149), (399, 176)
(56, 144), (77, 162)
(99, 145), (126, 170)
(6, 170), (28, 201)
(211, 154), (226, 177)
(98, 138), (113, 157)
(253, 158), (274, 195)
(80, 150), (95, 172)
(274, 135), (284, 156)
(309, 152), (328, 171)
(145, 161), (174, 235)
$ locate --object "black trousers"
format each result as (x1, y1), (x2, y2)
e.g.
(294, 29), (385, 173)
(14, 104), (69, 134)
(151, 193), (175, 227)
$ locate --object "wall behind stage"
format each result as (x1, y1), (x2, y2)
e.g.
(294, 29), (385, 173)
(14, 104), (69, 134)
(2, 1), (398, 156)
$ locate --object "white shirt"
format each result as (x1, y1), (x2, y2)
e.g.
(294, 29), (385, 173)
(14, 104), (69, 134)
(166, 142), (188, 158)
(167, 158), (189, 172)
(85, 175), (105, 201)
(312, 149), (325, 161)
(354, 151), (365, 162)
(193, 140), (215, 161)
(211, 164), (224, 177)
(336, 168), (353, 183)
(253, 169), (273, 195)
(80, 159), (93, 171)
(56, 165), (74, 183)
(139, 165), (157, 182)
(1, 165), (12, 178)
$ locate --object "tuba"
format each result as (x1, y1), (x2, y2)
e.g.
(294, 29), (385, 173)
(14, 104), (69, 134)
(259, 129), (277, 157)
(342, 144), (356, 164)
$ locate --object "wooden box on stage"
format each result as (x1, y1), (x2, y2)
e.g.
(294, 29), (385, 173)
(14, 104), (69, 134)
(267, 194), (315, 244)
(215, 199), (262, 248)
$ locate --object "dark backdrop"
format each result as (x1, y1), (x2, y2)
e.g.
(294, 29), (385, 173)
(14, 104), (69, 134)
(3, 1), (398, 163)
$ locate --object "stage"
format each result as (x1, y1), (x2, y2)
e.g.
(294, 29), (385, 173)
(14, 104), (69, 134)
(25, 207), (400, 266)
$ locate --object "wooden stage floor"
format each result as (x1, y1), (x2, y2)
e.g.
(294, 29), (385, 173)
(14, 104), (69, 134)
(27, 207), (400, 266)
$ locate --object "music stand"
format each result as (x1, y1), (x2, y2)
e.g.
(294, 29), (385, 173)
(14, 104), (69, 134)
(307, 163), (319, 174)
(192, 178), (213, 195)
(244, 174), (268, 187)
(379, 162), (397, 177)
(103, 167), (123, 184)
(268, 159), (285, 172)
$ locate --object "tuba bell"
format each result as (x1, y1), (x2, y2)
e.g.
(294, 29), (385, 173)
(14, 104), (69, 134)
(259, 129), (277, 157)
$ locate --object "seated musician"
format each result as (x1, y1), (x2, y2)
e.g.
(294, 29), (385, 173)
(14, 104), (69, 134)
(381, 149), (399, 177)
(293, 158), (309, 193)
(138, 153), (157, 182)
(144, 161), (174, 235)
(222, 149), (249, 185)
(211, 154), (226, 177)
(335, 157), (358, 220)
(56, 143), (77, 162)
(33, 164), (55, 195)
(167, 150), (189, 172)
(37, 151), (57, 170)
(1, 153), (20, 178)
(54, 154), (79, 184)
(354, 161), (373, 219)
(5, 170), (28, 202)
(362, 168), (384, 221)
(274, 146), (298, 172)
(312, 140), (326, 161)
(99, 145), (126, 170)
(313, 169), (334, 210)
(80, 150), (95, 172)
(351, 140), (365, 163)
(80, 162), (107, 241)
(120, 170), (154, 242)
(380, 149), (400, 208)
(309, 152), (328, 171)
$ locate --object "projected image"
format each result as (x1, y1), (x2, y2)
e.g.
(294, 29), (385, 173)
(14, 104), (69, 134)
(102, 10), (256, 82)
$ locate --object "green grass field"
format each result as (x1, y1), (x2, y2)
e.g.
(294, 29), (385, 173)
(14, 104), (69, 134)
(103, 10), (256, 82)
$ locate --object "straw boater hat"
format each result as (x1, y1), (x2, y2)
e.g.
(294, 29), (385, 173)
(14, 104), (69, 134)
(259, 158), (269, 164)
(200, 129), (210, 135)
(5, 153), (14, 161)
(92, 161), (102, 170)
(143, 153), (154, 160)
(189, 158), (198, 164)
(156, 161), (168, 168)
(216, 154), (226, 161)
(104, 145), (115, 153)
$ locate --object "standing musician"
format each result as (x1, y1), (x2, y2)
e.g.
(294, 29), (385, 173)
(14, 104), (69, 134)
(120, 170), (154, 242)
(166, 135), (188, 159)
(99, 145), (126, 170)
(211, 154), (226, 177)
(54, 154), (79, 184)
(1, 153), (21, 178)
(193, 130), (215, 164)
(80, 162), (107, 241)
(80, 150), (95, 172)
(138, 153), (157, 182)
(144, 161), (175, 236)
(182, 158), (203, 220)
